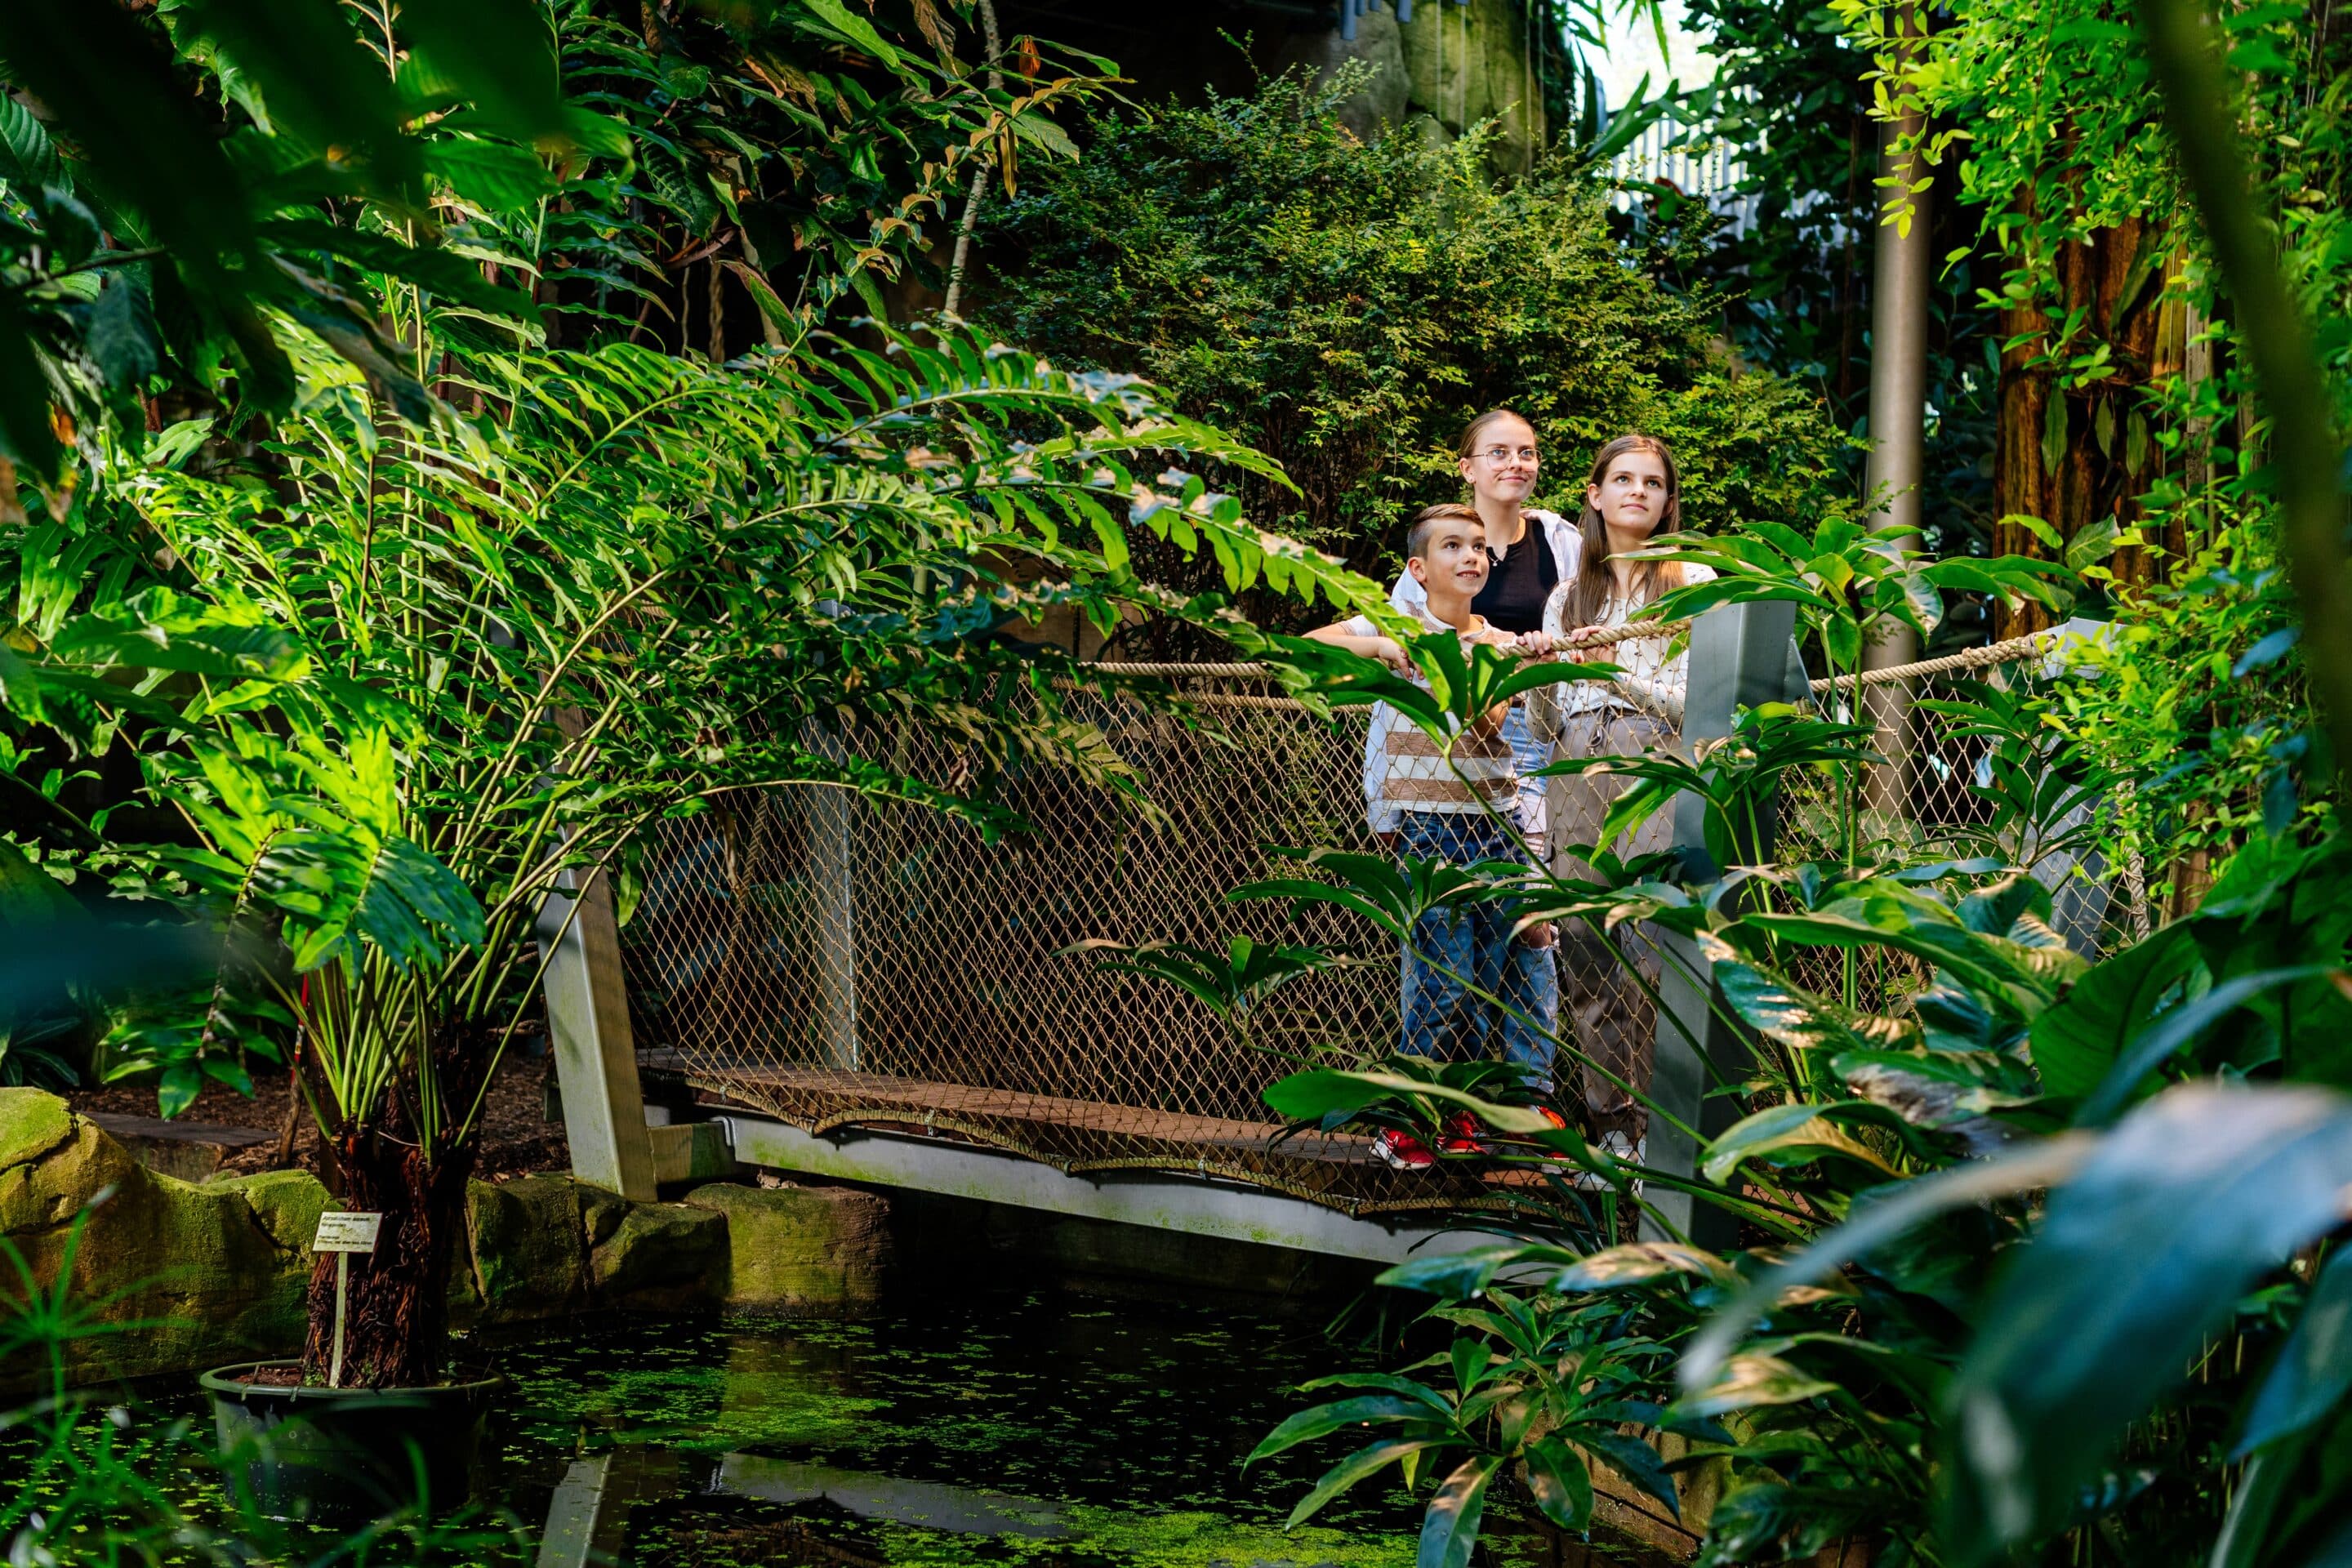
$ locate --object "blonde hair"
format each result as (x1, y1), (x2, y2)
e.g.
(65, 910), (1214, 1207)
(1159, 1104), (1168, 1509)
(1456, 408), (1535, 462)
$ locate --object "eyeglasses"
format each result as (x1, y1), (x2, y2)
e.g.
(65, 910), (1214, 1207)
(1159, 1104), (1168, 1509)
(1476, 446), (1539, 466)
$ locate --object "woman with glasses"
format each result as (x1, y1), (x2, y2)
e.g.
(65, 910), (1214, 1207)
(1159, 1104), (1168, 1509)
(1361, 408), (1575, 1097)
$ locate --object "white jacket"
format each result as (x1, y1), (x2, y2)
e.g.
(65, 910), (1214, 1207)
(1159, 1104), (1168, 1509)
(1360, 510), (1581, 834)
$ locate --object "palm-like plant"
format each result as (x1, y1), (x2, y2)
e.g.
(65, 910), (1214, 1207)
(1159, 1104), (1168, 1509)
(0, 0), (1382, 1388)
(5, 323), (1367, 1385)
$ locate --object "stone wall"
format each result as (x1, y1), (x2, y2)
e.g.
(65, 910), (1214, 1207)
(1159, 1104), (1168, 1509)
(981, 2), (1552, 180)
(0, 1090), (889, 1393)
(1273, 0), (1552, 170)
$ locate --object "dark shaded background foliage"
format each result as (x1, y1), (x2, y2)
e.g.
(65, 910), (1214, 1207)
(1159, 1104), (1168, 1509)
(973, 65), (1850, 644)
(1665, 0), (2000, 577)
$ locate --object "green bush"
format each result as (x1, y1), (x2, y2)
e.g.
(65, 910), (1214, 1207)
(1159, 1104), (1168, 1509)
(975, 66), (1851, 631)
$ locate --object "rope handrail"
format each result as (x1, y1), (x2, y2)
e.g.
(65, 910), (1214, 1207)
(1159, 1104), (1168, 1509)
(1081, 616), (1699, 684)
(1806, 630), (2056, 694)
(1076, 621), (2060, 692)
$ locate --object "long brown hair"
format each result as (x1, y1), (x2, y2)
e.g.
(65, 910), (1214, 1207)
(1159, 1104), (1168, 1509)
(1563, 434), (1684, 630)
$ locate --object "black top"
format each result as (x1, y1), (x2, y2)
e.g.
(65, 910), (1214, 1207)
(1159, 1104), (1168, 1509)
(1474, 523), (1561, 633)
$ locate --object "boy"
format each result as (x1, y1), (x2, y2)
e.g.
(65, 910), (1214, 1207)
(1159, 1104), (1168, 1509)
(1307, 504), (1563, 1170)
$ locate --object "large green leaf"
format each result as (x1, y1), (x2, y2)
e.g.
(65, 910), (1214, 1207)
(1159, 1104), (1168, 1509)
(1551, 1241), (1737, 1293)
(1521, 1437), (1594, 1530)
(2076, 966), (2336, 1125)
(1419, 1453), (1501, 1568)
(1700, 1100), (1901, 1184)
(421, 139), (557, 216)
(1682, 1134), (2096, 1392)
(1246, 1395), (1454, 1463)
(256, 828), (486, 973)
(1286, 1438), (1449, 1530)
(1716, 956), (1919, 1057)
(2235, 1244), (2352, 1459)
(1944, 1085), (2352, 1565)
(0, 0), (256, 289)
(0, 90), (65, 194)
(2029, 924), (2205, 1099)
(398, 0), (565, 144)
(1673, 1354), (1838, 1419)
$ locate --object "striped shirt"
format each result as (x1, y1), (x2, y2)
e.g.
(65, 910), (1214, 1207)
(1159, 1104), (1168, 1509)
(1343, 612), (1519, 817)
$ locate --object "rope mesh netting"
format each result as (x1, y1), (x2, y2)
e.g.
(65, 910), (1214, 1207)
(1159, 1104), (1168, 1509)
(621, 635), (2120, 1215)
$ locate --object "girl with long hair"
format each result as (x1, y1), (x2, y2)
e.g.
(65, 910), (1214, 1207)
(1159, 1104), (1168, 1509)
(1544, 434), (1714, 1164)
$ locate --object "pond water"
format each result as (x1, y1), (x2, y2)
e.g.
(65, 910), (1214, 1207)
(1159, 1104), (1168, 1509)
(16, 1263), (1647, 1565)
(485, 1272), (1624, 1566)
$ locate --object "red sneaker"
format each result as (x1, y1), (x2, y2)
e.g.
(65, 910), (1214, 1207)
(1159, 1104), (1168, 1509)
(1486, 1104), (1575, 1159)
(1529, 1105), (1577, 1160)
(1371, 1127), (1437, 1171)
(1438, 1111), (1487, 1156)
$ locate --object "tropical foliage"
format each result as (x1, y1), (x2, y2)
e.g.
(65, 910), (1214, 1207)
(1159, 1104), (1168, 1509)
(0, 0), (1379, 1388)
(1217, 2), (2352, 1559)
(973, 65), (1851, 641)
(1823, 0), (2348, 873)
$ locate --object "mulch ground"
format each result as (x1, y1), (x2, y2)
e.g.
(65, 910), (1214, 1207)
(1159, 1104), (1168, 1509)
(65, 1051), (572, 1183)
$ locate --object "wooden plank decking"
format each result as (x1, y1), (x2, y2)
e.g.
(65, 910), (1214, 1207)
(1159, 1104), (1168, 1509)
(670, 1062), (1371, 1163)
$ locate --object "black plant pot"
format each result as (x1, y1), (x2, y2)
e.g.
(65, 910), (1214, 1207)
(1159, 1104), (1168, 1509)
(202, 1361), (503, 1526)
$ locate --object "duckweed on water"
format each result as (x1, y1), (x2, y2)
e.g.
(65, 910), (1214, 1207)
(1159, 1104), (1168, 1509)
(9, 1272), (1635, 1562)
(494, 1281), (1430, 1562)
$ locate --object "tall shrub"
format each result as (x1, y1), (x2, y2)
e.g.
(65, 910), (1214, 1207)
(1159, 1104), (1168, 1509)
(974, 67), (1850, 639)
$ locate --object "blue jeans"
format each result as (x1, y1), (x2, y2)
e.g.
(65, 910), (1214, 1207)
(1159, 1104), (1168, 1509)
(1500, 701), (1551, 861)
(1395, 808), (1560, 1083)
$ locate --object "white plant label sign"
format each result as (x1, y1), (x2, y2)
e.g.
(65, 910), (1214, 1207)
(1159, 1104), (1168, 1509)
(313, 1211), (383, 1254)
(313, 1211), (383, 1388)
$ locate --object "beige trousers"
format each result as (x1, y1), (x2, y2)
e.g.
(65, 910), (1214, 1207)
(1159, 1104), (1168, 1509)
(1548, 708), (1674, 1141)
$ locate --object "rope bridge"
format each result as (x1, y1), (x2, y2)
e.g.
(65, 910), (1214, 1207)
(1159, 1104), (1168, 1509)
(619, 627), (2106, 1217)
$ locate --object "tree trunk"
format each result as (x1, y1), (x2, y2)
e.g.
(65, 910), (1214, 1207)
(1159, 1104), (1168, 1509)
(1992, 213), (2169, 637)
(299, 1019), (487, 1389)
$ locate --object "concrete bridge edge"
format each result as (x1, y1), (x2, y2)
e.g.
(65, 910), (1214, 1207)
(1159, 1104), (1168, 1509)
(713, 1113), (1500, 1267)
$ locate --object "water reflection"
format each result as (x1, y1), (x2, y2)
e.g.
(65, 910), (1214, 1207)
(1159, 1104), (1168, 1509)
(533, 1446), (1067, 1567)
(493, 1282), (1428, 1566)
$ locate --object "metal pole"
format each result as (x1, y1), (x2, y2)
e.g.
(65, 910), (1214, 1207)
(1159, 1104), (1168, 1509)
(804, 725), (860, 1071)
(537, 861), (659, 1200)
(1859, 1), (1935, 816)
(1642, 601), (1805, 1250)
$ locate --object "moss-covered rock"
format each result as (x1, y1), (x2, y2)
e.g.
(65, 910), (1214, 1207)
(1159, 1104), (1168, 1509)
(224, 1168), (332, 1254)
(0, 1094), (896, 1390)
(0, 1087), (74, 1175)
(464, 1175), (754, 1321)
(589, 1200), (728, 1311)
(0, 1094), (325, 1392)
(463, 1174), (590, 1321)
(681, 1182), (891, 1310)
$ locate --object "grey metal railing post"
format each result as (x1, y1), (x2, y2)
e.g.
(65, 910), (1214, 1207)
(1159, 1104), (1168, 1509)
(1642, 601), (1806, 1250)
(803, 725), (860, 1071)
(537, 861), (659, 1201)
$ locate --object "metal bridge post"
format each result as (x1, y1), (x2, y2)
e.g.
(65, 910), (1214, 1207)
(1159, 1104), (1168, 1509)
(804, 728), (860, 1071)
(537, 861), (659, 1202)
(1642, 601), (1805, 1250)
